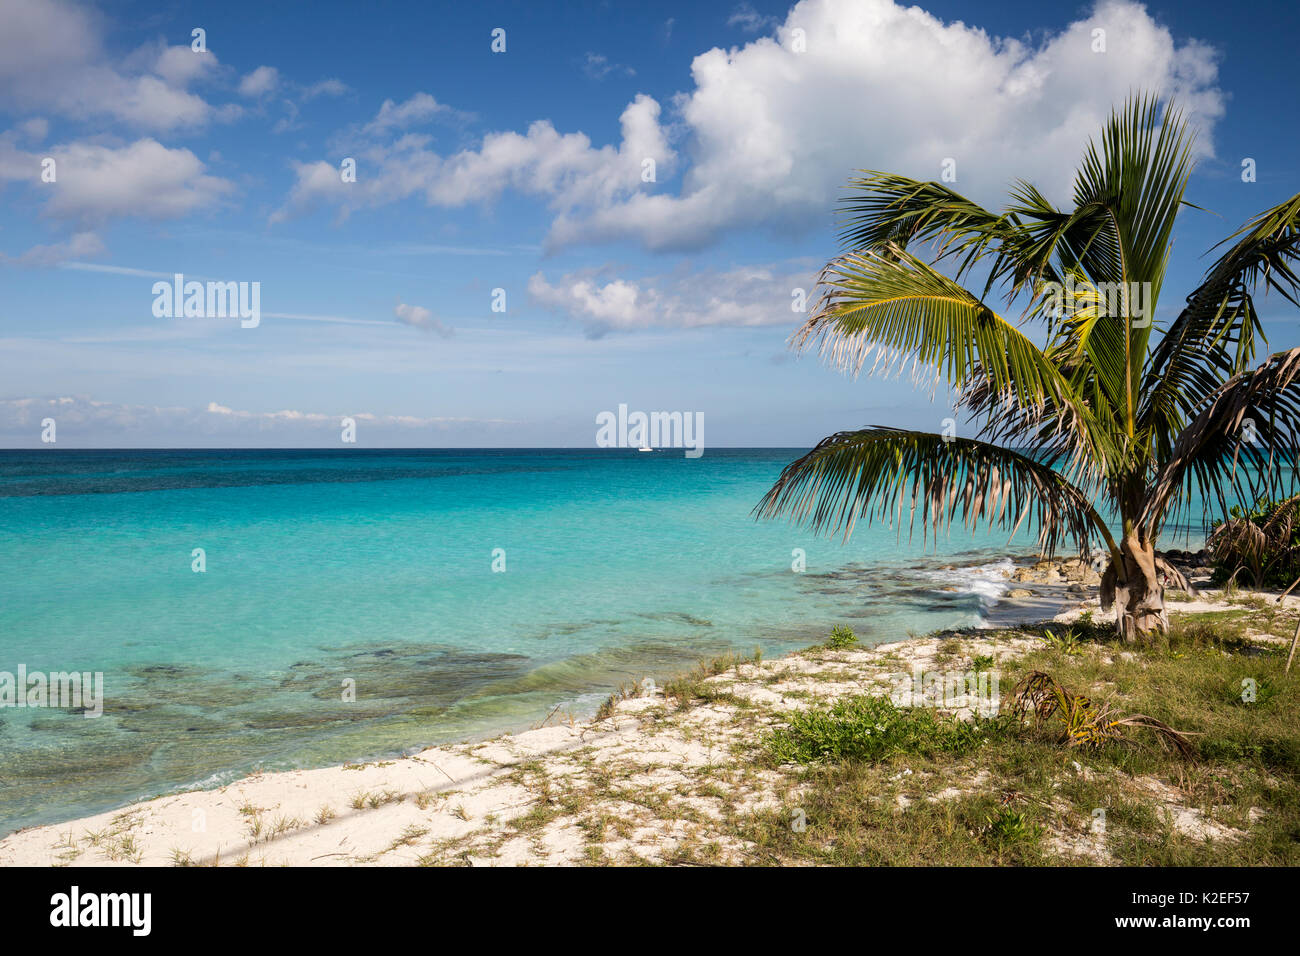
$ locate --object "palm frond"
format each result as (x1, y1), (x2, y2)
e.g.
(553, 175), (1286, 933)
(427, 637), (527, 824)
(800, 244), (1058, 402)
(752, 427), (1113, 558)
(837, 172), (1015, 257)
(1009, 670), (1195, 756)
(1142, 348), (1300, 534)
(1140, 192), (1300, 460)
(1003, 186), (1120, 310)
(798, 245), (1116, 483)
(1206, 494), (1300, 588)
(1068, 96), (1197, 434)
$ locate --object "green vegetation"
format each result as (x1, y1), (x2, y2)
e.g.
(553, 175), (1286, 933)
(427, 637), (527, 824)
(767, 694), (1001, 764)
(825, 624), (858, 649)
(661, 648), (762, 710)
(1209, 494), (1300, 589)
(745, 606), (1300, 866)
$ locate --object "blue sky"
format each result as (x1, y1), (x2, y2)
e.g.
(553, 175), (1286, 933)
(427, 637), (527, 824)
(1, 0), (1297, 447)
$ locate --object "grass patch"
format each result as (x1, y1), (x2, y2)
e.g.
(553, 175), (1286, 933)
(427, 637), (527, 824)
(662, 649), (762, 709)
(766, 694), (1005, 765)
(737, 604), (1300, 866)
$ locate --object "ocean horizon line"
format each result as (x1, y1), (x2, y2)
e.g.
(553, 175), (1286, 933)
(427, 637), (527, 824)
(0, 445), (815, 453)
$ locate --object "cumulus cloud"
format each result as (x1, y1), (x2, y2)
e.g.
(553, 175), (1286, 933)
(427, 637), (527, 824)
(394, 300), (454, 337)
(302, 78), (349, 100)
(0, 0), (233, 131)
(40, 139), (234, 223)
(362, 92), (459, 135)
(547, 0), (1224, 251)
(238, 65), (280, 97)
(275, 0), (1223, 252)
(130, 39), (221, 88)
(0, 231), (104, 267)
(528, 260), (817, 335)
(272, 93), (672, 224)
(0, 128), (234, 231)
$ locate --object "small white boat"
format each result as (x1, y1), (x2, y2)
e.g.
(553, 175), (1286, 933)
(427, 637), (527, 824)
(637, 446), (653, 452)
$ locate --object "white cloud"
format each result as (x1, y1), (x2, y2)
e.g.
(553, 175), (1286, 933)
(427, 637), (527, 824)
(273, 93), (672, 224)
(549, 0), (1224, 250)
(394, 300), (453, 337)
(528, 261), (817, 334)
(582, 53), (635, 80)
(238, 65), (280, 97)
(143, 42), (221, 88)
(0, 396), (513, 444)
(42, 139), (234, 223)
(362, 92), (458, 135)
(0, 0), (232, 131)
(0, 130), (234, 231)
(57, 261), (183, 279)
(276, 0), (1223, 252)
(15, 117), (49, 142)
(272, 99), (301, 134)
(302, 78), (349, 100)
(203, 400), (487, 425)
(0, 129), (38, 183)
(1, 231), (104, 267)
(728, 3), (780, 32)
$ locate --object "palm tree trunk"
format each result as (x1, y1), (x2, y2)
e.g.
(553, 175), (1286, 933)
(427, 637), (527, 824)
(1101, 533), (1168, 641)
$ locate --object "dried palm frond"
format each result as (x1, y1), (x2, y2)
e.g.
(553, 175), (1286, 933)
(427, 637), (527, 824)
(1009, 670), (1194, 757)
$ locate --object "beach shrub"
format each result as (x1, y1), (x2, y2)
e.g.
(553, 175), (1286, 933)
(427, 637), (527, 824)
(766, 694), (999, 765)
(1042, 626), (1084, 656)
(1208, 495), (1300, 589)
(825, 625), (858, 649)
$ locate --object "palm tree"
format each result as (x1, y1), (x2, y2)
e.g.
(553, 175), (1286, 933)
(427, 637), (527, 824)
(756, 96), (1300, 641)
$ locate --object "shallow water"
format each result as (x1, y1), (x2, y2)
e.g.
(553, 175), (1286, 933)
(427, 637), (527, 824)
(0, 448), (1206, 833)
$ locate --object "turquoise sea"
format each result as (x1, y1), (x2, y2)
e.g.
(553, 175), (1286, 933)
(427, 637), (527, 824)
(0, 448), (1207, 834)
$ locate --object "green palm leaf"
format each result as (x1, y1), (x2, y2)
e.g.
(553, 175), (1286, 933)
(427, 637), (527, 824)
(1143, 347), (1300, 535)
(1140, 192), (1300, 460)
(754, 428), (1115, 559)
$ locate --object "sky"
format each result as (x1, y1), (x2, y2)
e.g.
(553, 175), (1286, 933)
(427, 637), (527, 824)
(1, 0), (1298, 448)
